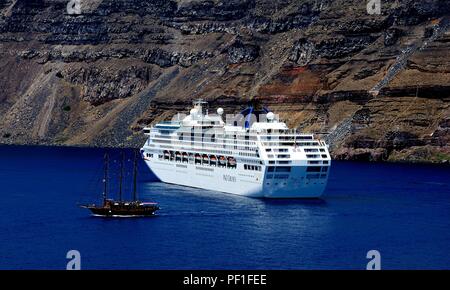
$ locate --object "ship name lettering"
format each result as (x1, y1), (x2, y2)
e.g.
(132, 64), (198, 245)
(223, 175), (236, 182)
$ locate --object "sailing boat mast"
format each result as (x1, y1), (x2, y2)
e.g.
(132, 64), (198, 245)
(132, 150), (138, 201)
(103, 152), (109, 204)
(119, 151), (125, 201)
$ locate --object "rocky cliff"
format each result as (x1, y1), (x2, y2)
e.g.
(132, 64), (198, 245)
(0, 0), (449, 162)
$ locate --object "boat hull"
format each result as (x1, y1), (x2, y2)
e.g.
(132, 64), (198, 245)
(143, 159), (328, 198)
(82, 205), (158, 217)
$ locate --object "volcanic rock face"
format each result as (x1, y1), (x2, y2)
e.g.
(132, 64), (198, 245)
(0, 0), (449, 162)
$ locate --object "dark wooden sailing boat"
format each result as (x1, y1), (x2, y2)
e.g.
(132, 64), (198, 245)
(81, 150), (159, 217)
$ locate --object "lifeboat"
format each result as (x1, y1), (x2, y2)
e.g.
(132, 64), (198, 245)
(202, 155), (209, 162)
(175, 152), (181, 157)
(228, 157), (236, 166)
(164, 151), (170, 156)
(219, 156), (226, 164)
(195, 154), (201, 159)
(210, 155), (217, 161)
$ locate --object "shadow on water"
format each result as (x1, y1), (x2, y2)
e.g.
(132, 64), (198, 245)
(262, 198), (327, 207)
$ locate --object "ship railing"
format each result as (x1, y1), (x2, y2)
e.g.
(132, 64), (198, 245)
(250, 129), (313, 135)
(149, 136), (326, 150)
(158, 121), (180, 124)
(149, 142), (260, 158)
(150, 135), (258, 147)
(261, 141), (322, 147)
(155, 121), (181, 126)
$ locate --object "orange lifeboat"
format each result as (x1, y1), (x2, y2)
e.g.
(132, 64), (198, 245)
(219, 156), (226, 164)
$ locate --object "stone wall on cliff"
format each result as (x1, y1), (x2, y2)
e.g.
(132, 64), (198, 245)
(0, 0), (449, 162)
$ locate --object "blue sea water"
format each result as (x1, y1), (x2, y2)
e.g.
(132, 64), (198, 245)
(0, 145), (449, 270)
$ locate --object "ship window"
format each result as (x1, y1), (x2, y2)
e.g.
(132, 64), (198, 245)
(244, 164), (247, 170)
(320, 148), (325, 152)
(274, 174), (289, 179)
(323, 161), (329, 164)
(306, 154), (319, 158)
(268, 166), (275, 172)
(306, 167), (321, 172)
(321, 167), (328, 172)
(265, 148), (271, 152)
(269, 161), (275, 164)
(277, 154), (290, 158)
(275, 167), (291, 172)
(305, 148), (319, 152)
(321, 154), (328, 158)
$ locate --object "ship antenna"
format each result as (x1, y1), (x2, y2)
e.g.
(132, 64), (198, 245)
(132, 149), (138, 201)
(119, 150), (125, 202)
(103, 152), (109, 205)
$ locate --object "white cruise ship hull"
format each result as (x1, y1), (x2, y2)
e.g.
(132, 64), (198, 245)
(143, 159), (328, 198)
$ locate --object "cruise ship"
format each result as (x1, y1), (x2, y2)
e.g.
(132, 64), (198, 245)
(140, 100), (331, 198)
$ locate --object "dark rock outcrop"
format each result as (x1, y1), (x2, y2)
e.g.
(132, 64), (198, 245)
(289, 39), (315, 66)
(64, 66), (161, 105)
(226, 39), (259, 64)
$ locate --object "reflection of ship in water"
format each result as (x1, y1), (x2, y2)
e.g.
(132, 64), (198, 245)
(81, 150), (159, 217)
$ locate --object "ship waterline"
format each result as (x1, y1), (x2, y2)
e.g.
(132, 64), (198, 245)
(140, 100), (331, 198)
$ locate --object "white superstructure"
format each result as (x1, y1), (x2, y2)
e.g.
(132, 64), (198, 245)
(140, 100), (331, 198)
